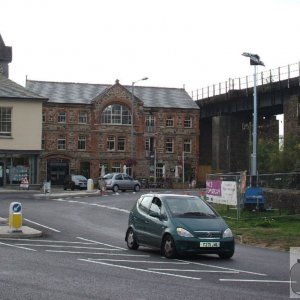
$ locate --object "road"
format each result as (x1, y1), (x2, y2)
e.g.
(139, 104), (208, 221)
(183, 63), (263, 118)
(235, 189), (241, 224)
(0, 190), (293, 300)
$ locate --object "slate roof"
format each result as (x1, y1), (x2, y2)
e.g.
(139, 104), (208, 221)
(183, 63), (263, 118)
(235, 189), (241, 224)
(25, 80), (199, 110)
(0, 74), (47, 100)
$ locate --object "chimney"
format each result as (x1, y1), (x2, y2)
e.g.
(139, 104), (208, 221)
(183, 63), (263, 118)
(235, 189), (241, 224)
(0, 34), (12, 78)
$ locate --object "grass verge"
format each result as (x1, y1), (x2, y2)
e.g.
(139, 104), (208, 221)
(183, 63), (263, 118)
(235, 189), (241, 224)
(212, 204), (300, 251)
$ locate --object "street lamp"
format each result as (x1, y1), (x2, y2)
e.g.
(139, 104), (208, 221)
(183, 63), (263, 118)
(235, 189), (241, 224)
(131, 77), (148, 175)
(242, 52), (265, 186)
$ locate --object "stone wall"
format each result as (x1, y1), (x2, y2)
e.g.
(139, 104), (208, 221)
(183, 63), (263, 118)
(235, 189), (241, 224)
(40, 82), (200, 183)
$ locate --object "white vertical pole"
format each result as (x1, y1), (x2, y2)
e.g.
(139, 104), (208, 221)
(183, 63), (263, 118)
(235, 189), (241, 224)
(182, 151), (185, 185)
(154, 148), (157, 183)
(131, 82), (134, 176)
(252, 65), (257, 179)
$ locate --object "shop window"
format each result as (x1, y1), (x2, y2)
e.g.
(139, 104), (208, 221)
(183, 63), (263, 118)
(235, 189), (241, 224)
(6, 155), (38, 185)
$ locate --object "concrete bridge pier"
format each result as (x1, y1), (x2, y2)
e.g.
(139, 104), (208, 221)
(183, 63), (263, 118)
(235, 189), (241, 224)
(211, 115), (250, 173)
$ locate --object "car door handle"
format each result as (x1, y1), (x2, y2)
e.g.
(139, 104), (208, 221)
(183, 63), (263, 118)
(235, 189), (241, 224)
(145, 220), (150, 224)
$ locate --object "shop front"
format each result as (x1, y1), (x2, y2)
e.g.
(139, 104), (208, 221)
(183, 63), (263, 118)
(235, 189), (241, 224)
(0, 151), (39, 187)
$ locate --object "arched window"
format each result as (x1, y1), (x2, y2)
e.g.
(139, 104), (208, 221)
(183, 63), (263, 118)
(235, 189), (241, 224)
(101, 104), (132, 125)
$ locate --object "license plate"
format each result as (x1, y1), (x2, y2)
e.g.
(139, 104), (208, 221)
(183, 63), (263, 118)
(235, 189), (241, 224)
(200, 242), (220, 248)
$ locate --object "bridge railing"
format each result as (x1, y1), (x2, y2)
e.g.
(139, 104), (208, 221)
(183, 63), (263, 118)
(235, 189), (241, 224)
(191, 62), (300, 100)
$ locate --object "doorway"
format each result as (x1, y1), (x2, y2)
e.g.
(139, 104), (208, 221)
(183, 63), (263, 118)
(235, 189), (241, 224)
(47, 159), (69, 185)
(80, 161), (90, 179)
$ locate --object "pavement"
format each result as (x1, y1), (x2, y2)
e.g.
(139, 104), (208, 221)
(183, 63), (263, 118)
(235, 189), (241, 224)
(0, 221), (43, 238)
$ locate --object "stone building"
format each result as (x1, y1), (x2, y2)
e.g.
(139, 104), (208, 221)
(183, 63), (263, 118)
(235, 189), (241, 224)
(26, 79), (200, 185)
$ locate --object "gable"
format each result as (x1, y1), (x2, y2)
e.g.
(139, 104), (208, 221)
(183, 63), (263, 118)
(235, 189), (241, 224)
(91, 79), (143, 107)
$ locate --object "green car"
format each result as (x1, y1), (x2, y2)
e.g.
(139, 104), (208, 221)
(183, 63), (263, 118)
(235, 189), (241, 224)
(125, 193), (235, 259)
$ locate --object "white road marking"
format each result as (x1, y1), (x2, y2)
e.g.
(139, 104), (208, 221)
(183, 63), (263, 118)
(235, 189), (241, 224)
(175, 259), (267, 276)
(0, 241), (36, 251)
(79, 259), (201, 280)
(46, 250), (149, 256)
(24, 218), (61, 232)
(90, 259), (189, 264)
(220, 279), (293, 283)
(149, 268), (239, 273)
(52, 198), (130, 213)
(0, 238), (95, 244)
(76, 237), (127, 250)
(13, 244), (122, 250)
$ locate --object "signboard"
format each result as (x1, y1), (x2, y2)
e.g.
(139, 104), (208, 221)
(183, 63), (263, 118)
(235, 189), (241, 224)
(12, 203), (22, 213)
(206, 180), (237, 206)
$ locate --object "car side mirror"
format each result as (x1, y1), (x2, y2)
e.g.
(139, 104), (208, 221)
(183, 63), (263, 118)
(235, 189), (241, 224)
(160, 213), (168, 221)
(149, 211), (160, 219)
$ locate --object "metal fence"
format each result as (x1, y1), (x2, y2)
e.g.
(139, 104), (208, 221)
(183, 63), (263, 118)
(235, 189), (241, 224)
(190, 62), (300, 100)
(205, 172), (300, 220)
(205, 173), (243, 220)
(257, 172), (300, 190)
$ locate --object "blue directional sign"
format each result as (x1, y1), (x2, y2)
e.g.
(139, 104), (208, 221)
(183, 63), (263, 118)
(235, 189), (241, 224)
(12, 203), (21, 213)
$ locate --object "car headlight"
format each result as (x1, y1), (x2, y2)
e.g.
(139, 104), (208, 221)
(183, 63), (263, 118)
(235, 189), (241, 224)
(223, 228), (233, 238)
(176, 227), (194, 238)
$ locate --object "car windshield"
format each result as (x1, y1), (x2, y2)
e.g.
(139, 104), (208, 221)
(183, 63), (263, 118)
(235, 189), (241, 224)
(164, 196), (217, 218)
(73, 175), (87, 180)
(103, 174), (114, 179)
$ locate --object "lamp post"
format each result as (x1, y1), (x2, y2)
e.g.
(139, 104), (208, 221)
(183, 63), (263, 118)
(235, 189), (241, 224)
(242, 52), (265, 186)
(131, 77), (148, 175)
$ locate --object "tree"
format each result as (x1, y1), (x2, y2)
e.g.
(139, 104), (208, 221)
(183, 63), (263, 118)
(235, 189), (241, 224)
(257, 134), (300, 173)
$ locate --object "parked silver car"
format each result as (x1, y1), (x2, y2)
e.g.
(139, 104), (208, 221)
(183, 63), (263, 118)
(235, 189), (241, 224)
(103, 173), (141, 192)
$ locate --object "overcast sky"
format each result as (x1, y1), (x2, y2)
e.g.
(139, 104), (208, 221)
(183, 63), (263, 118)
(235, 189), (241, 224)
(1, 0), (300, 96)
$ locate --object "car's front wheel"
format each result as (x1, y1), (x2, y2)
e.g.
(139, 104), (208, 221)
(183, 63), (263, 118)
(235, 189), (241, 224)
(112, 185), (119, 193)
(134, 185), (140, 192)
(161, 234), (177, 259)
(218, 251), (234, 259)
(126, 228), (139, 250)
